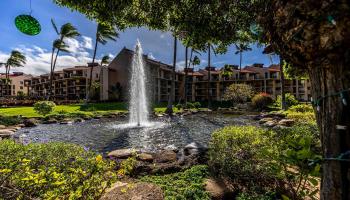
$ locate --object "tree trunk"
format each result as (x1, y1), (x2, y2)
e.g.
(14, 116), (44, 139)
(308, 60), (350, 200)
(207, 44), (211, 109)
(165, 36), (177, 115)
(87, 37), (99, 103)
(48, 48), (56, 100)
(280, 56), (286, 110)
(239, 51), (242, 71)
(184, 46), (188, 105)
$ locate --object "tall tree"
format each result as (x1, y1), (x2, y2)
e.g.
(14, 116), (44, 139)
(207, 43), (212, 109)
(5, 51), (26, 80)
(54, 1), (350, 198)
(100, 55), (110, 66)
(235, 43), (252, 71)
(49, 19), (80, 99)
(165, 36), (177, 115)
(184, 46), (189, 104)
(280, 56), (287, 110)
(87, 23), (118, 102)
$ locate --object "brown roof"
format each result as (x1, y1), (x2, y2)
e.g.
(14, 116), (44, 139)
(268, 64), (280, 72)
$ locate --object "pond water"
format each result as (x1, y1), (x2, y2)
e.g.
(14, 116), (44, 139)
(16, 113), (256, 153)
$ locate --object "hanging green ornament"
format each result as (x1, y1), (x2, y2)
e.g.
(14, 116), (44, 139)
(15, 15), (41, 35)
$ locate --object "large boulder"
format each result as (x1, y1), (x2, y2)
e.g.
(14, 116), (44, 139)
(100, 182), (164, 200)
(23, 118), (37, 127)
(0, 125), (6, 129)
(259, 117), (274, 124)
(264, 121), (277, 128)
(108, 148), (140, 159)
(0, 129), (14, 139)
(137, 153), (154, 162)
(183, 142), (208, 156)
(154, 150), (177, 163)
(205, 178), (234, 200)
(278, 119), (295, 127)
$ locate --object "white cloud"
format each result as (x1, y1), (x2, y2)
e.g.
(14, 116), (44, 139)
(0, 42), (99, 75)
(176, 60), (191, 71)
(82, 36), (93, 49)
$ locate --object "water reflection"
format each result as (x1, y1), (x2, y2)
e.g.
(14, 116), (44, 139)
(15, 114), (255, 153)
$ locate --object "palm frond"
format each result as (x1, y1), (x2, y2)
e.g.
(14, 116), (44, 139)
(96, 24), (119, 45)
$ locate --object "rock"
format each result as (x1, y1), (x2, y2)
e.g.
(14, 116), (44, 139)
(164, 144), (179, 152)
(155, 113), (164, 117)
(18, 124), (26, 128)
(0, 125), (6, 129)
(264, 121), (277, 127)
(154, 150), (177, 163)
(108, 148), (139, 159)
(60, 120), (73, 124)
(137, 153), (153, 162)
(278, 119), (295, 127)
(183, 142), (208, 156)
(205, 178), (233, 200)
(101, 182), (164, 200)
(74, 118), (84, 123)
(23, 118), (37, 127)
(93, 115), (102, 119)
(151, 162), (182, 174)
(0, 129), (14, 138)
(259, 117), (274, 124)
(42, 119), (58, 124)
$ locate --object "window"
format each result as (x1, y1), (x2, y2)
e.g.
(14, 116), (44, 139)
(265, 72), (268, 79)
(20, 86), (23, 89)
(96, 74), (99, 78)
(13, 85), (15, 89)
(20, 81), (24, 84)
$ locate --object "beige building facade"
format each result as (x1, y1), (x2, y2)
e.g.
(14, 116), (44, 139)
(21, 48), (310, 103)
(0, 72), (32, 97)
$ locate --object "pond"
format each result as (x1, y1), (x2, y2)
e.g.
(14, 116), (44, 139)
(16, 113), (256, 153)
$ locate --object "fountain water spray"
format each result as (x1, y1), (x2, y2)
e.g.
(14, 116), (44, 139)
(129, 39), (149, 126)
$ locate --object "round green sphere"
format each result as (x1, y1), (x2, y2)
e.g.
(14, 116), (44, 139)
(15, 15), (41, 36)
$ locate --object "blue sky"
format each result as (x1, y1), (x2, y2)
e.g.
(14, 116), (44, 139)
(0, 0), (278, 75)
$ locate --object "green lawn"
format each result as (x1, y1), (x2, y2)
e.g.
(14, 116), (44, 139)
(0, 102), (128, 118)
(0, 102), (186, 118)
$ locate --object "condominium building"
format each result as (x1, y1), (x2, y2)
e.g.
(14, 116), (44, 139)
(183, 63), (311, 102)
(26, 63), (102, 100)
(22, 48), (310, 102)
(0, 72), (32, 97)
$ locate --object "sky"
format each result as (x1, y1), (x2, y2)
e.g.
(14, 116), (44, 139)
(0, 0), (279, 75)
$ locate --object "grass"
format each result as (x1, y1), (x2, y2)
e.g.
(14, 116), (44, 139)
(0, 102), (198, 118)
(0, 102), (128, 118)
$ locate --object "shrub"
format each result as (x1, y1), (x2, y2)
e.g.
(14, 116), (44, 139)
(33, 101), (56, 116)
(208, 126), (278, 187)
(273, 124), (321, 199)
(223, 84), (254, 105)
(140, 165), (210, 200)
(193, 102), (201, 109)
(284, 104), (316, 124)
(186, 102), (195, 109)
(0, 140), (116, 199)
(0, 116), (21, 126)
(175, 103), (183, 110)
(288, 104), (313, 113)
(251, 93), (274, 110)
(275, 93), (298, 108)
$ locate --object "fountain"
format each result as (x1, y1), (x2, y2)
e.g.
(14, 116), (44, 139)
(128, 40), (149, 127)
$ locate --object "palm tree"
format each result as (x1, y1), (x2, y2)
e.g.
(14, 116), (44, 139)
(5, 50), (26, 80)
(49, 19), (80, 98)
(87, 23), (118, 102)
(235, 43), (252, 71)
(207, 43), (212, 109)
(165, 36), (177, 115)
(100, 55), (110, 66)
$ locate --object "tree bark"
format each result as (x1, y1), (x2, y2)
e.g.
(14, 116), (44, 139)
(280, 56), (286, 110)
(308, 60), (350, 200)
(87, 36), (99, 103)
(184, 46), (188, 105)
(165, 36), (177, 115)
(48, 47), (56, 100)
(207, 44), (212, 109)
